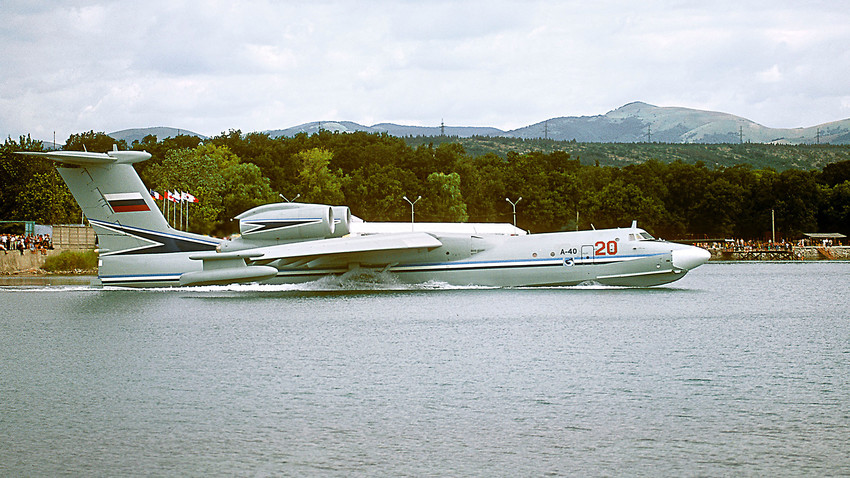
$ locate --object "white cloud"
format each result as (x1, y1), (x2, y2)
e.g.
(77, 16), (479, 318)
(1, 0), (849, 142)
(757, 65), (783, 83)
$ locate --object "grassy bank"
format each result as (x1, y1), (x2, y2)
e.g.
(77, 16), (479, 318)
(42, 250), (98, 273)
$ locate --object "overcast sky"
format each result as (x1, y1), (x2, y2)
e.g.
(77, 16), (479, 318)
(2, 0), (849, 143)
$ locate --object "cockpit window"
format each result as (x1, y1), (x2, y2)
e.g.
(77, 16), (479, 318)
(639, 232), (655, 240)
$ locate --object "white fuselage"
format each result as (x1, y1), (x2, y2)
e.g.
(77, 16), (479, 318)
(249, 227), (707, 288)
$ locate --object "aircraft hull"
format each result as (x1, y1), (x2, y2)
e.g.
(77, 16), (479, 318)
(97, 248), (687, 288)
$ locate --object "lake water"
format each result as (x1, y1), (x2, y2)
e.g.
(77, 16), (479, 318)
(1, 262), (848, 476)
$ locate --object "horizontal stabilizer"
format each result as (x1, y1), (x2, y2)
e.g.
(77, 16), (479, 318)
(16, 150), (151, 166)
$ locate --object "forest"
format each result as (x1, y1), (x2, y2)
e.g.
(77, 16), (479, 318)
(2, 130), (849, 240)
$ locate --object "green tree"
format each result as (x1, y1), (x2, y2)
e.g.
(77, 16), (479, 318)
(0, 135), (80, 224)
(580, 180), (666, 232)
(691, 177), (745, 237)
(220, 162), (276, 228)
(818, 160), (850, 187)
(504, 151), (555, 231)
(818, 181), (850, 235)
(295, 148), (346, 204)
(344, 163), (418, 221)
(772, 169), (820, 237)
(420, 172), (468, 222)
(144, 143), (273, 235)
(64, 131), (127, 152)
(660, 161), (712, 236)
(458, 153), (508, 223)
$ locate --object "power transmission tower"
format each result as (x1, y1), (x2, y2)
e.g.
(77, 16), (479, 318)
(646, 125), (651, 143)
(440, 119), (445, 137)
(739, 126), (743, 144)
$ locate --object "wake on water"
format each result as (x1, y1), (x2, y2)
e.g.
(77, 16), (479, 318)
(1, 281), (635, 294)
(1, 270), (493, 293)
(1, 271), (642, 293)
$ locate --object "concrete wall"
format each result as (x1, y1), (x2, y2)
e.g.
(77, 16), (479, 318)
(53, 224), (97, 249)
(0, 248), (64, 273)
(797, 246), (850, 260)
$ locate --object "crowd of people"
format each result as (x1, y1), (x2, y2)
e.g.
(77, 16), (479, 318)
(695, 238), (845, 252)
(0, 233), (53, 255)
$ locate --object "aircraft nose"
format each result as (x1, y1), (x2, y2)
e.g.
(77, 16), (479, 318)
(672, 246), (711, 270)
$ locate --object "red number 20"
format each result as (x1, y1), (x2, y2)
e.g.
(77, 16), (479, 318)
(595, 240), (618, 255)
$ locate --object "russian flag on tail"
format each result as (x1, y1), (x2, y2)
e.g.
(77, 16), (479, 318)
(104, 192), (150, 213)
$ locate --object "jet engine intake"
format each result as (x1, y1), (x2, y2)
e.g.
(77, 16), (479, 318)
(330, 206), (351, 237)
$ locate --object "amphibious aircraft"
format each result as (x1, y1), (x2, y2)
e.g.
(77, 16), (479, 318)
(22, 147), (710, 287)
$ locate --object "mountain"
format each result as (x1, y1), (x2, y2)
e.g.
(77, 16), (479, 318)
(264, 121), (377, 137)
(108, 127), (208, 144)
(506, 102), (850, 144)
(106, 103), (850, 145)
(264, 121), (503, 138)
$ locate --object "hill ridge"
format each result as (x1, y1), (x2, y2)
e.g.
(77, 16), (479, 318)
(107, 103), (850, 145)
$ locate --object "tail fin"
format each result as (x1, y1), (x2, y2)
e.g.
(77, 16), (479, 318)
(19, 149), (218, 256)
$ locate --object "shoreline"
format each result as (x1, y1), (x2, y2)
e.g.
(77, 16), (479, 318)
(1, 268), (97, 276)
(707, 245), (850, 261)
(3, 246), (848, 276)
(3, 259), (848, 278)
(0, 248), (97, 275)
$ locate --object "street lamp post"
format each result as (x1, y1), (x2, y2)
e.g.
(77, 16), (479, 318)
(403, 195), (421, 230)
(505, 197), (522, 227)
(771, 208), (776, 244)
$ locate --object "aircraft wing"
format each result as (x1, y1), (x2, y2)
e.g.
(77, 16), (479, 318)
(208, 232), (443, 270)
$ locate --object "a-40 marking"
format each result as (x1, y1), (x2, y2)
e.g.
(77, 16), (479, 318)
(560, 240), (618, 256)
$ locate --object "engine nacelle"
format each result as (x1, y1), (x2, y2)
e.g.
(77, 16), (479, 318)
(330, 206), (351, 238)
(236, 203), (335, 242)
